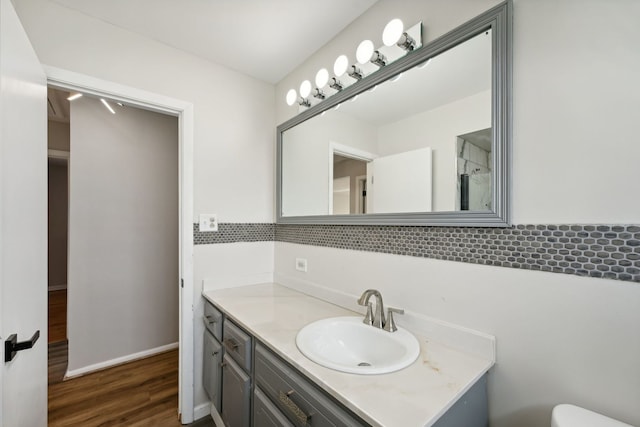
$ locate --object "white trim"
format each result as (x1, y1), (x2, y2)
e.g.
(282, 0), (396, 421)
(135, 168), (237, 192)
(211, 407), (225, 427)
(48, 284), (67, 292)
(44, 65), (195, 423)
(193, 403), (212, 422)
(328, 142), (377, 215)
(355, 174), (367, 214)
(64, 342), (179, 379)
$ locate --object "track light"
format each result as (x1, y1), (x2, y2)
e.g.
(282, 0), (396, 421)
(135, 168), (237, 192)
(67, 93), (83, 101)
(100, 98), (115, 114)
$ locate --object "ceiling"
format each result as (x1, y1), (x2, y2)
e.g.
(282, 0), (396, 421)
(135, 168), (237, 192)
(51, 0), (378, 84)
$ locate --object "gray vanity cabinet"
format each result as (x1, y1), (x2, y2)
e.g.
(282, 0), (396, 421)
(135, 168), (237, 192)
(203, 302), (223, 412)
(203, 330), (222, 411)
(220, 317), (252, 427)
(253, 387), (295, 427)
(254, 343), (366, 427)
(221, 354), (251, 427)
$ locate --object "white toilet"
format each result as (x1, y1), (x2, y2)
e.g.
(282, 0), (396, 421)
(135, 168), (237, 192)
(552, 404), (634, 427)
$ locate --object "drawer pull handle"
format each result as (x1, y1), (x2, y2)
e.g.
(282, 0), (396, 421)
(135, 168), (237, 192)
(205, 315), (217, 324)
(279, 390), (310, 425)
(212, 351), (219, 356)
(223, 339), (239, 352)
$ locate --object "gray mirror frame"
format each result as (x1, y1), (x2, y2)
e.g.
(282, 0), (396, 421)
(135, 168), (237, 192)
(276, 1), (511, 226)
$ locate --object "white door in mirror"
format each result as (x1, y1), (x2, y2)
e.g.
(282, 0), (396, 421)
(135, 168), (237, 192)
(296, 316), (420, 375)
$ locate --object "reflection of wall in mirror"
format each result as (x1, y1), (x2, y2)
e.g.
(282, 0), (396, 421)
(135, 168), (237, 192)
(281, 112), (377, 217)
(377, 90), (490, 212)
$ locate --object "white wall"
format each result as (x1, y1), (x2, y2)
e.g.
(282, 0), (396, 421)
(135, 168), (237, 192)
(274, 1), (640, 426)
(282, 111), (376, 216)
(67, 96), (179, 372)
(13, 0), (277, 411)
(377, 90), (491, 211)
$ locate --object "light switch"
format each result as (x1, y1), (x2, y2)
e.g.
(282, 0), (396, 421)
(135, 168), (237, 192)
(199, 214), (218, 232)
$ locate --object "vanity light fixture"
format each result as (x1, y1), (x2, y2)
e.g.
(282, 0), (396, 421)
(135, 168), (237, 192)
(356, 39), (386, 68)
(285, 19), (421, 110)
(100, 98), (116, 114)
(329, 77), (343, 91)
(67, 93), (83, 101)
(298, 80), (312, 107)
(286, 89), (297, 106)
(314, 68), (329, 99)
(333, 55), (349, 78)
(348, 65), (363, 80)
(383, 18), (416, 51)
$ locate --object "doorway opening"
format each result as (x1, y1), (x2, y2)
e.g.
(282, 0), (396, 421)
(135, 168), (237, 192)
(45, 67), (195, 423)
(328, 142), (377, 215)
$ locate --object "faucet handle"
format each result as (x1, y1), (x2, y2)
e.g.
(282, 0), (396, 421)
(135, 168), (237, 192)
(383, 307), (404, 332)
(362, 302), (374, 326)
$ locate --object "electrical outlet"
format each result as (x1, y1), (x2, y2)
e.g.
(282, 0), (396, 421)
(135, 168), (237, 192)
(295, 258), (308, 272)
(199, 214), (218, 232)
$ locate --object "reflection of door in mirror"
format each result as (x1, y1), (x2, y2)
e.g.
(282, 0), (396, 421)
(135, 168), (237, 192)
(456, 128), (492, 211)
(366, 147), (433, 214)
(332, 154), (367, 214)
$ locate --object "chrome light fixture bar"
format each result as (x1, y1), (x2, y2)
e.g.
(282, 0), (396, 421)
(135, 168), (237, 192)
(284, 19), (422, 111)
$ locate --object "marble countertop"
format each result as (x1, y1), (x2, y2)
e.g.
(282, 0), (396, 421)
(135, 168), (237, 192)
(203, 283), (493, 427)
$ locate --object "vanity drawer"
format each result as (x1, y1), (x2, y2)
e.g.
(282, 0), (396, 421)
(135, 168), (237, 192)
(254, 386), (295, 427)
(255, 343), (366, 427)
(223, 319), (252, 372)
(204, 300), (223, 340)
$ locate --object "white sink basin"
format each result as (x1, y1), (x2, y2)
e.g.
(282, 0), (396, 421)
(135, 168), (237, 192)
(295, 316), (420, 375)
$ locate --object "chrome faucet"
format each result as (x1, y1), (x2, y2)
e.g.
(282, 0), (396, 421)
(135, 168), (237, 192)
(357, 289), (385, 328)
(357, 289), (404, 332)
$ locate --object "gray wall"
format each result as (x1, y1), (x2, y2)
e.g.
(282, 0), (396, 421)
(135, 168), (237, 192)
(67, 96), (179, 373)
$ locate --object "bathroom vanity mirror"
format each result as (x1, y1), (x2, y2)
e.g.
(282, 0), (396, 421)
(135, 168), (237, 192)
(277, 1), (511, 226)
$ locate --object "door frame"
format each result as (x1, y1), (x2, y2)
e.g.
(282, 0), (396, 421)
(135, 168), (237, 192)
(328, 141), (377, 215)
(45, 66), (196, 423)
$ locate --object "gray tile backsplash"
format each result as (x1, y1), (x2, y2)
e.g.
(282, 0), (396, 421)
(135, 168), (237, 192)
(194, 223), (640, 283)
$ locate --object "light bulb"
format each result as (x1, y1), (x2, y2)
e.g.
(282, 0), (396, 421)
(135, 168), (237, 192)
(383, 18), (404, 46)
(286, 89), (297, 106)
(333, 55), (349, 77)
(299, 80), (312, 98)
(356, 40), (374, 64)
(315, 68), (329, 88)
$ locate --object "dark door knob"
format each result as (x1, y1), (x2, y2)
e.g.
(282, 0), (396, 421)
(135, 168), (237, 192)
(4, 330), (40, 363)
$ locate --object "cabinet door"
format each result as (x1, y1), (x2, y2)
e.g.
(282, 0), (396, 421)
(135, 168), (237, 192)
(221, 354), (251, 427)
(254, 387), (295, 427)
(203, 330), (222, 411)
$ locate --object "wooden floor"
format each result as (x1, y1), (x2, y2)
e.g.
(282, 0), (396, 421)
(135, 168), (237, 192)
(48, 348), (214, 426)
(47, 288), (212, 426)
(48, 289), (67, 343)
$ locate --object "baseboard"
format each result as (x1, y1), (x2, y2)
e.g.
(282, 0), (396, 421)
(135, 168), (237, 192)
(193, 402), (212, 422)
(48, 284), (67, 292)
(65, 342), (179, 379)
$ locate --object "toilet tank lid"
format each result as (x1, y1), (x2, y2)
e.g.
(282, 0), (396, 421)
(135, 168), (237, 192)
(552, 404), (634, 427)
